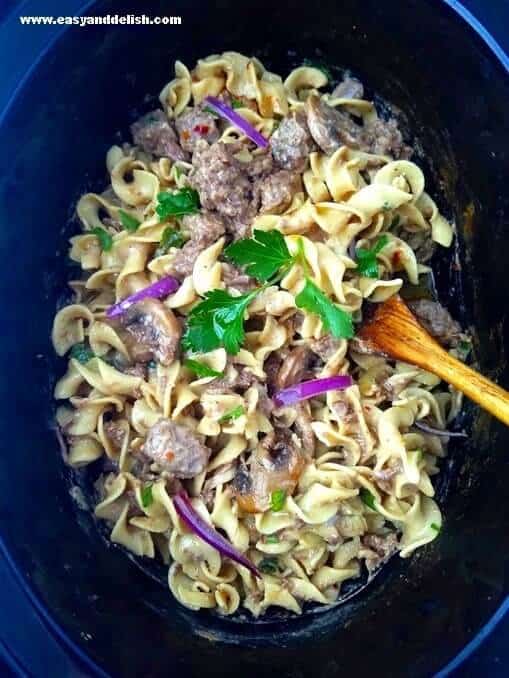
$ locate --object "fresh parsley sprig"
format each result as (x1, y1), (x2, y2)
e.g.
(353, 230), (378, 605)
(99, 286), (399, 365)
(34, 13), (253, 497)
(159, 226), (186, 253)
(184, 358), (223, 379)
(118, 209), (141, 232)
(219, 405), (245, 423)
(355, 235), (389, 278)
(182, 288), (259, 355)
(295, 279), (354, 339)
(156, 187), (200, 220)
(91, 227), (113, 252)
(224, 229), (294, 283)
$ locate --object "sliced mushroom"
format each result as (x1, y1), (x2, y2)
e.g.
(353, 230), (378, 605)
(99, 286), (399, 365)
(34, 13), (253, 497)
(233, 430), (306, 513)
(116, 298), (181, 366)
(274, 345), (314, 390)
(142, 418), (210, 479)
(305, 93), (362, 154)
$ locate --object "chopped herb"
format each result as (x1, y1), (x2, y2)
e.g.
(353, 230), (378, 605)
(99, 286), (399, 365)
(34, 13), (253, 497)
(69, 342), (95, 364)
(266, 535), (280, 544)
(219, 405), (245, 423)
(203, 105), (219, 118)
(259, 557), (279, 575)
(360, 488), (377, 511)
(159, 226), (186, 252)
(270, 489), (287, 512)
(140, 484), (153, 508)
(382, 201), (392, 211)
(91, 227), (113, 252)
(174, 166), (183, 179)
(295, 237), (310, 277)
(156, 188), (200, 220)
(430, 522), (441, 533)
(184, 358), (223, 379)
(458, 339), (472, 358)
(302, 58), (333, 81)
(118, 209), (140, 232)
(231, 97), (243, 109)
(295, 279), (354, 339)
(224, 229), (293, 283)
(182, 288), (259, 355)
(356, 235), (389, 278)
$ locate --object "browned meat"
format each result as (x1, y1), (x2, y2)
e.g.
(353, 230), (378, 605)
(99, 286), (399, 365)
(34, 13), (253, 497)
(360, 117), (411, 159)
(121, 363), (148, 379)
(311, 335), (342, 361)
(409, 299), (461, 347)
(263, 351), (283, 396)
(206, 362), (259, 394)
(233, 430), (306, 512)
(221, 263), (257, 293)
(362, 533), (399, 573)
(274, 345), (314, 391)
(103, 420), (127, 450)
(168, 211), (226, 278)
(143, 418), (210, 478)
(294, 402), (315, 455)
(373, 461), (403, 493)
(131, 110), (188, 162)
(305, 93), (363, 155)
(257, 170), (302, 215)
(245, 149), (274, 179)
(118, 299), (181, 366)
(331, 76), (365, 100)
(175, 107), (220, 152)
(270, 110), (316, 172)
(403, 230), (436, 263)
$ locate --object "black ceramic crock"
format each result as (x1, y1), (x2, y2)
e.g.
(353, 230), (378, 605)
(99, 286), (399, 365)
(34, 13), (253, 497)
(0, 1), (508, 676)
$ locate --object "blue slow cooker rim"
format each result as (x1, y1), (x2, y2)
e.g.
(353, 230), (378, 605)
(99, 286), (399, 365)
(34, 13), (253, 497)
(0, 1), (507, 676)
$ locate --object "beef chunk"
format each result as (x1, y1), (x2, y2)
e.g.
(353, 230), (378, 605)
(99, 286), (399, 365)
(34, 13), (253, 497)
(143, 418), (210, 478)
(257, 170), (302, 214)
(362, 533), (399, 573)
(168, 211), (226, 278)
(270, 110), (316, 172)
(409, 299), (462, 347)
(130, 110), (188, 161)
(175, 107), (220, 152)
(221, 263), (257, 293)
(360, 117), (410, 159)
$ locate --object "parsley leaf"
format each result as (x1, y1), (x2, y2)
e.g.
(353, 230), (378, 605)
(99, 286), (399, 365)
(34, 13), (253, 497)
(302, 58), (333, 81)
(184, 358), (223, 379)
(359, 488), (377, 511)
(140, 484), (153, 508)
(182, 288), (259, 355)
(203, 105), (219, 118)
(270, 489), (286, 512)
(118, 209), (140, 232)
(265, 535), (280, 544)
(231, 97), (243, 109)
(224, 229), (293, 283)
(219, 405), (245, 423)
(430, 522), (441, 533)
(159, 226), (186, 253)
(91, 227), (113, 251)
(355, 235), (389, 278)
(259, 557), (279, 574)
(156, 188), (200, 220)
(295, 279), (354, 339)
(69, 342), (95, 364)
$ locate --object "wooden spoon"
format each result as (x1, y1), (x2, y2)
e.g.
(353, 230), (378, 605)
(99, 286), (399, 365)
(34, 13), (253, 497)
(357, 295), (509, 426)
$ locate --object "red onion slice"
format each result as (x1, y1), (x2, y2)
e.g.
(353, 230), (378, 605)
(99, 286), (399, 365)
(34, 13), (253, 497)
(414, 421), (468, 438)
(273, 375), (353, 407)
(106, 276), (180, 319)
(173, 491), (261, 578)
(203, 96), (269, 148)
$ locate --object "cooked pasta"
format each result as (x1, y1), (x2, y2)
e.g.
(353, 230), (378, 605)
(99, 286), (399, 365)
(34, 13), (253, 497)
(52, 51), (468, 618)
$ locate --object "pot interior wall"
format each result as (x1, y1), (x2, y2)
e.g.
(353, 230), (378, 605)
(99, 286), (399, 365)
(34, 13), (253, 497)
(0, 0), (508, 676)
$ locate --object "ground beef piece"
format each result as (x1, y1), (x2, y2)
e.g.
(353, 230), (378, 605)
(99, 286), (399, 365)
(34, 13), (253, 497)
(245, 149), (274, 179)
(168, 211), (226, 278)
(103, 420), (127, 450)
(118, 299), (181, 366)
(270, 110), (316, 172)
(409, 299), (462, 347)
(331, 76), (365, 100)
(360, 117), (411, 158)
(257, 170), (302, 214)
(175, 107), (220, 152)
(305, 93), (363, 154)
(206, 363), (259, 394)
(362, 533), (399, 573)
(143, 418), (210, 478)
(190, 141), (257, 238)
(130, 110), (188, 161)
(221, 262), (257, 293)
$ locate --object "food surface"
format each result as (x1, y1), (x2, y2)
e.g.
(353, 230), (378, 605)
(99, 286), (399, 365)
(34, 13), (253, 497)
(51, 51), (469, 617)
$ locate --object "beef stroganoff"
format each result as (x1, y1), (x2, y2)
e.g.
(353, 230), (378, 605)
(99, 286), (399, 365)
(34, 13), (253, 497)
(52, 52), (469, 617)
